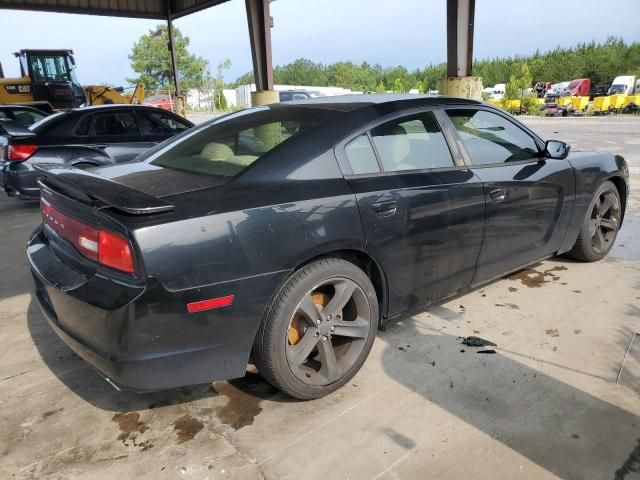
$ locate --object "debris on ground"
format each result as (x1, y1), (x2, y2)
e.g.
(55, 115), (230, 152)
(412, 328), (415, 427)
(477, 350), (497, 354)
(495, 303), (520, 310)
(545, 329), (560, 337)
(462, 336), (497, 347)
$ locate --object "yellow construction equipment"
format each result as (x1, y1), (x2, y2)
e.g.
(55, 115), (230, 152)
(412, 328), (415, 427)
(1, 49), (144, 111)
(609, 94), (627, 110)
(571, 96), (589, 111)
(558, 96), (573, 108)
(622, 95), (638, 109)
(84, 84), (145, 106)
(593, 96), (611, 113)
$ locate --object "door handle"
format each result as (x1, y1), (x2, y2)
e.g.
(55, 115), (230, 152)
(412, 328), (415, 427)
(371, 200), (397, 217)
(489, 188), (506, 203)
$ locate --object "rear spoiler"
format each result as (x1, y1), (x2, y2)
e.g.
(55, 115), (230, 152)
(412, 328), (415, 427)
(0, 118), (36, 138)
(34, 164), (174, 215)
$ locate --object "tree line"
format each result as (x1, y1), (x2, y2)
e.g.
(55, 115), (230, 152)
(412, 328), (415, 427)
(232, 37), (640, 92)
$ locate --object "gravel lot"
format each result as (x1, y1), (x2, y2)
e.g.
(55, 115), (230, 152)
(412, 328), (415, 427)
(1, 115), (638, 480)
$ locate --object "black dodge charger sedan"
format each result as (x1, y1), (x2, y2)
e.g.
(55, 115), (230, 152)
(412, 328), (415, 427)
(1, 104), (193, 198)
(28, 95), (628, 399)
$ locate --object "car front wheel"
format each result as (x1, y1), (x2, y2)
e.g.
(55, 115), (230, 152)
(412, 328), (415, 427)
(567, 180), (622, 262)
(253, 258), (378, 400)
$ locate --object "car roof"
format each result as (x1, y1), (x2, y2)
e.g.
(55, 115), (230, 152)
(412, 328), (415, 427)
(69, 104), (170, 113)
(0, 105), (45, 111)
(282, 93), (482, 107)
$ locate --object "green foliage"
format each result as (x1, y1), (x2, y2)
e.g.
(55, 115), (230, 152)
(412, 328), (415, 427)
(232, 37), (640, 93)
(213, 59), (231, 110)
(502, 63), (540, 114)
(128, 24), (211, 94)
(374, 81), (386, 93)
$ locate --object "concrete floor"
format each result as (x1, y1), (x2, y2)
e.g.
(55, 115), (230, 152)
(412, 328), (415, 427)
(1, 116), (639, 480)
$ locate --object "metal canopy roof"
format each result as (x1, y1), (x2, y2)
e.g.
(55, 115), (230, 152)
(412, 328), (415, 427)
(0, 0), (230, 19)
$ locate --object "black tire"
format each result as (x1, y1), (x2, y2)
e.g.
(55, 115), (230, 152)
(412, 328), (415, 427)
(253, 258), (378, 400)
(567, 180), (621, 262)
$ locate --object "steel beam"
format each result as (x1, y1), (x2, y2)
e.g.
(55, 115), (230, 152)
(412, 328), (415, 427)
(446, 0), (475, 77)
(245, 0), (274, 91)
(166, 2), (181, 97)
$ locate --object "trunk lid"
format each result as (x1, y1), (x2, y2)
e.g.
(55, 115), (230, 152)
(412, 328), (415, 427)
(34, 163), (176, 215)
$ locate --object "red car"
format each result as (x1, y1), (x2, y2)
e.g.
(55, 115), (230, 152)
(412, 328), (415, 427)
(143, 95), (174, 111)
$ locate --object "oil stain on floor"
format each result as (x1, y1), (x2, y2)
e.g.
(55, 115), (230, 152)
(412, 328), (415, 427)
(173, 415), (204, 443)
(212, 372), (279, 430)
(509, 266), (568, 288)
(112, 412), (153, 450)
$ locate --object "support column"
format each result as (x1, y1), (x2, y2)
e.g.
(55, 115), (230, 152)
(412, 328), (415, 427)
(439, 0), (482, 100)
(246, 0), (275, 106)
(167, 3), (186, 116)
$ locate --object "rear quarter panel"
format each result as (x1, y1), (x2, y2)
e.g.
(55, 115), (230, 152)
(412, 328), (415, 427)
(133, 177), (365, 292)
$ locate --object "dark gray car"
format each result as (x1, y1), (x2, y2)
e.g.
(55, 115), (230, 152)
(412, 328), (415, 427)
(0, 104), (193, 198)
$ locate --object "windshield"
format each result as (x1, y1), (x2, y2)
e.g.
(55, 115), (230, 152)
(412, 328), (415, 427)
(28, 54), (76, 83)
(609, 84), (626, 94)
(145, 105), (347, 177)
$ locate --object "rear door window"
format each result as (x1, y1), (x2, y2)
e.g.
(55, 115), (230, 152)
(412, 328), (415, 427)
(74, 115), (91, 136)
(92, 112), (139, 136)
(370, 113), (454, 172)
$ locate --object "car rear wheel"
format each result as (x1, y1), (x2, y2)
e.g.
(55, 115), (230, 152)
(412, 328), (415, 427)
(253, 258), (378, 400)
(567, 180), (621, 262)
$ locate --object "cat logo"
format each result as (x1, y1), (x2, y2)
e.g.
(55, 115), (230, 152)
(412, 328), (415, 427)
(4, 84), (32, 94)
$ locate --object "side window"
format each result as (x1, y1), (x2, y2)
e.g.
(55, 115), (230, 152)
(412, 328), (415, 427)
(74, 115), (91, 136)
(93, 112), (139, 136)
(138, 111), (189, 136)
(446, 109), (539, 165)
(0, 111), (8, 119)
(370, 113), (454, 171)
(344, 134), (380, 174)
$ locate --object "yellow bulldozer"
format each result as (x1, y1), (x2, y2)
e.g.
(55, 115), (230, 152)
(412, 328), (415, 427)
(0, 49), (144, 112)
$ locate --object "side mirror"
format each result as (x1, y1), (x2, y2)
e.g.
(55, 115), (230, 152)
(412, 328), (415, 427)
(544, 140), (570, 159)
(69, 55), (76, 69)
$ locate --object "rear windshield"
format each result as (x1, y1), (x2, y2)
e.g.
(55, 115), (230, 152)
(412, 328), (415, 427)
(30, 111), (65, 132)
(145, 105), (346, 177)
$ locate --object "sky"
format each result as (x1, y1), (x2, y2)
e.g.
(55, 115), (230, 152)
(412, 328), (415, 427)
(1, 0), (639, 87)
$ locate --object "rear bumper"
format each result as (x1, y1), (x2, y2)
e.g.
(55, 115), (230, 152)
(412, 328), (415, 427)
(1, 161), (40, 198)
(28, 226), (288, 392)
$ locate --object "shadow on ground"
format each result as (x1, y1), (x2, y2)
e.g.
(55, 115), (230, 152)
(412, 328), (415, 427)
(379, 313), (640, 480)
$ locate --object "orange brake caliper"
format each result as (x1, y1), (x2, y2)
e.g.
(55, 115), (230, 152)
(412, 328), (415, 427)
(288, 291), (329, 345)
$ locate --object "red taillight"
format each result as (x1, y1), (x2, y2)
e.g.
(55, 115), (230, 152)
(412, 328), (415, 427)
(8, 144), (38, 161)
(99, 230), (134, 274)
(41, 198), (135, 274)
